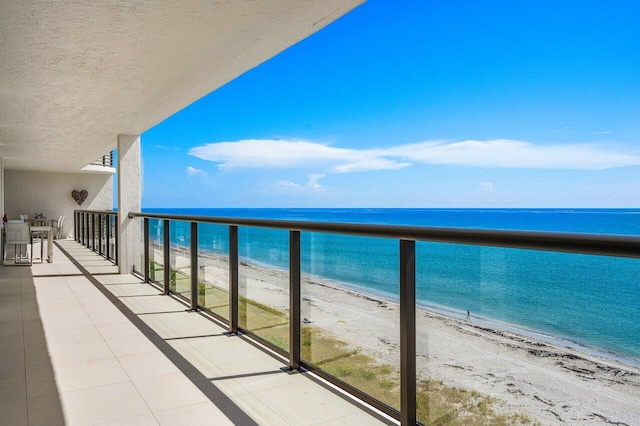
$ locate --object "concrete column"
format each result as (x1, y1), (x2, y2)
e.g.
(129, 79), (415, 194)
(117, 134), (141, 274)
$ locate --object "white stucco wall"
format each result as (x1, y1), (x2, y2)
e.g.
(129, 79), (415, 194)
(4, 170), (113, 238)
(0, 158), (4, 220)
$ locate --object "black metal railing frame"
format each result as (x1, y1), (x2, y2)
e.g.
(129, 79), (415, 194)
(74, 210), (118, 264)
(127, 211), (640, 425)
(89, 151), (114, 167)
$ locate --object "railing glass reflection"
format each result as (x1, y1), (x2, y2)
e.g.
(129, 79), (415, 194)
(238, 227), (290, 351)
(169, 220), (191, 301)
(301, 232), (401, 412)
(197, 223), (230, 321)
(111, 211), (640, 425)
(148, 219), (165, 287)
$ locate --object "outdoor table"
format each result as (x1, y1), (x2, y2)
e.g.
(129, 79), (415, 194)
(31, 226), (53, 263)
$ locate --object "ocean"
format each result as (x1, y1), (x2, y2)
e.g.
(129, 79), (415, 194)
(146, 208), (640, 363)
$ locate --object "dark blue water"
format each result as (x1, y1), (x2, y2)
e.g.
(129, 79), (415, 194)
(147, 208), (640, 362)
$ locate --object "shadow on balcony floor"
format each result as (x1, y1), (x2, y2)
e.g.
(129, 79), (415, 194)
(0, 260), (65, 425)
(35, 239), (390, 425)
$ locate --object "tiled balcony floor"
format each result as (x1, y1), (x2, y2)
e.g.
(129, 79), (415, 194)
(1, 240), (390, 425)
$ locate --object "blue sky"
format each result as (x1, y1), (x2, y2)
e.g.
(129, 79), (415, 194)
(141, 0), (640, 208)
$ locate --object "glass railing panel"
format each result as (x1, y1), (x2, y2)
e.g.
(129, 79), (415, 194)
(301, 232), (400, 412)
(93, 214), (99, 251)
(108, 215), (116, 261)
(87, 214), (93, 249)
(79, 213), (84, 244)
(99, 215), (107, 255)
(169, 220), (191, 301)
(148, 219), (164, 286)
(197, 223), (230, 320)
(238, 227), (290, 351)
(415, 242), (640, 425)
(87, 213), (92, 248)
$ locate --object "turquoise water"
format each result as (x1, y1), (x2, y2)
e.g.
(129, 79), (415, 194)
(148, 208), (640, 363)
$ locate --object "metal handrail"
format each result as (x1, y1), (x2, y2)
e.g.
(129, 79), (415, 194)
(129, 211), (640, 259)
(89, 151), (114, 167)
(75, 209), (117, 214)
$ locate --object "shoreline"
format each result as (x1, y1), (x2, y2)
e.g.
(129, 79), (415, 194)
(300, 266), (640, 369)
(158, 244), (640, 424)
(415, 300), (640, 370)
(163, 242), (640, 366)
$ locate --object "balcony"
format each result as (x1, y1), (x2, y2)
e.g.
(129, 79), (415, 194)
(2, 2), (638, 425)
(62, 210), (640, 425)
(1, 236), (390, 425)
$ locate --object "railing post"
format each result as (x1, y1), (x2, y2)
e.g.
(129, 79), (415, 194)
(98, 215), (103, 256)
(289, 230), (301, 370)
(144, 218), (150, 283)
(163, 220), (170, 295)
(74, 212), (77, 241)
(229, 225), (239, 334)
(94, 214), (98, 252)
(106, 214), (111, 260)
(88, 213), (92, 250)
(114, 217), (119, 266)
(189, 221), (198, 311)
(400, 239), (417, 425)
(92, 213), (97, 251)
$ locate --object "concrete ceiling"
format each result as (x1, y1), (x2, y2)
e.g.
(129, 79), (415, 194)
(0, 0), (364, 173)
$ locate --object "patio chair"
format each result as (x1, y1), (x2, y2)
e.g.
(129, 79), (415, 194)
(56, 215), (65, 239)
(3, 221), (33, 265)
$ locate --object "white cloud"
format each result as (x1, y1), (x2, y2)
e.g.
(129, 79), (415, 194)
(277, 180), (301, 188)
(186, 166), (210, 183)
(153, 144), (180, 151)
(189, 138), (640, 173)
(188, 139), (410, 173)
(276, 174), (326, 191)
(594, 131), (613, 135)
(333, 158), (410, 173)
(479, 182), (494, 192)
(387, 140), (640, 170)
(306, 173), (326, 189)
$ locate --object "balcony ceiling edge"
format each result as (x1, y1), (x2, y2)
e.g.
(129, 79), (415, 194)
(0, 0), (365, 173)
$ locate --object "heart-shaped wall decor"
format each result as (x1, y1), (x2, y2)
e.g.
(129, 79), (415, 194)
(72, 190), (88, 205)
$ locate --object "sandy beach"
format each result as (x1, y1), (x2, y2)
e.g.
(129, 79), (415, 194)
(162, 246), (640, 425)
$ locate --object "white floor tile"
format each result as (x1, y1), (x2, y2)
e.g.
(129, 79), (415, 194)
(154, 401), (236, 426)
(59, 381), (151, 425)
(133, 373), (209, 412)
(118, 352), (180, 381)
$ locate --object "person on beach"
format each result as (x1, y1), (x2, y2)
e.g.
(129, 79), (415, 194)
(466, 310), (470, 321)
